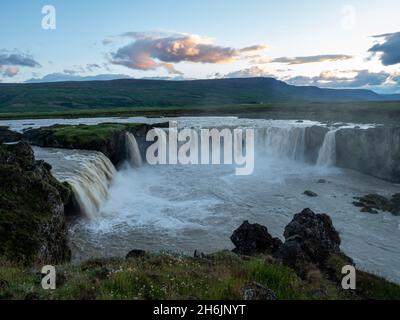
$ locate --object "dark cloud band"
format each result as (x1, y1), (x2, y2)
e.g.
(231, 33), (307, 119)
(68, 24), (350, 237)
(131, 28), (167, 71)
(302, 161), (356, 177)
(369, 32), (400, 66)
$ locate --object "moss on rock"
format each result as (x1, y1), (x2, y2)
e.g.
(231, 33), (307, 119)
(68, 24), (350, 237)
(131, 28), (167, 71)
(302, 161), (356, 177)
(0, 142), (71, 266)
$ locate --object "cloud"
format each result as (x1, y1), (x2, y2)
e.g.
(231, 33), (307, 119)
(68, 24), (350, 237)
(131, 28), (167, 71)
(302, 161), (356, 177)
(102, 38), (114, 45)
(109, 32), (267, 74)
(3, 67), (19, 77)
(270, 54), (353, 65)
(286, 69), (391, 88)
(369, 32), (400, 66)
(0, 52), (40, 68)
(86, 64), (101, 72)
(223, 66), (274, 78)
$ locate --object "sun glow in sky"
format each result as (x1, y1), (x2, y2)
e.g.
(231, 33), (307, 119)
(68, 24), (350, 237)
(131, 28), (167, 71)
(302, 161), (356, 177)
(0, 0), (399, 92)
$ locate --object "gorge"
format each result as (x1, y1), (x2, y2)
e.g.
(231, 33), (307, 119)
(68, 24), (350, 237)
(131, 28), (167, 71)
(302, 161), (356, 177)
(0, 116), (399, 284)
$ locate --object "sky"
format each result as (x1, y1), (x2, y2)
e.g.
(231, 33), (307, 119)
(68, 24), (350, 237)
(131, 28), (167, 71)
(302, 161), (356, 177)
(0, 0), (399, 93)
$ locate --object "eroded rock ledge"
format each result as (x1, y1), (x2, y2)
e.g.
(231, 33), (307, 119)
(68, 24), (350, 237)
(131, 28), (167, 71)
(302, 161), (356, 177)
(0, 142), (71, 265)
(22, 122), (168, 167)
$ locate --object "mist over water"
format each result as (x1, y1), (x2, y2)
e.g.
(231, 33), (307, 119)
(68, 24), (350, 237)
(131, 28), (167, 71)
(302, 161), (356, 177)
(30, 118), (400, 283)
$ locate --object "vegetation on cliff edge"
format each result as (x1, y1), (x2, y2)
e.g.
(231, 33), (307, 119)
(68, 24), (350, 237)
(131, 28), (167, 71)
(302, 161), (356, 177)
(0, 251), (399, 300)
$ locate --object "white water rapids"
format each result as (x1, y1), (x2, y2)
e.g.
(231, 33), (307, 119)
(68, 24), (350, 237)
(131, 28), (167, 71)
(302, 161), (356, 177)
(25, 117), (400, 283)
(33, 147), (116, 219)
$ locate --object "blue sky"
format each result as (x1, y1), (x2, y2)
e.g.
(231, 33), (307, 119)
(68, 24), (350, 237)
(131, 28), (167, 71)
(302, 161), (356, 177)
(0, 0), (399, 92)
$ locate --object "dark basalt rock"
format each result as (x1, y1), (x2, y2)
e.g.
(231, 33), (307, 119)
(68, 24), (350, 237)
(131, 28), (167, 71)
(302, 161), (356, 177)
(241, 282), (277, 300)
(0, 127), (22, 143)
(353, 193), (400, 216)
(126, 249), (147, 259)
(0, 142), (71, 265)
(283, 208), (341, 262)
(274, 208), (344, 277)
(303, 190), (318, 197)
(231, 221), (282, 256)
(336, 127), (400, 183)
(391, 193), (400, 215)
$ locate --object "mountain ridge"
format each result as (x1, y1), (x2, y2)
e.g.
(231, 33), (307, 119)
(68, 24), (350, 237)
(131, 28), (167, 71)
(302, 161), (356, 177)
(0, 77), (399, 113)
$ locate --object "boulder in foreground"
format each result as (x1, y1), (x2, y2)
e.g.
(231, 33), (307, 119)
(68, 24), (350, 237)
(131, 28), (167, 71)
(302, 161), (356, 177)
(230, 221), (282, 255)
(275, 208), (344, 275)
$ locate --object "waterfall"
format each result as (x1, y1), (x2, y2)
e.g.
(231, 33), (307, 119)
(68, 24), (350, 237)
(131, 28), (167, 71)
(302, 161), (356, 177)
(317, 130), (337, 166)
(125, 132), (143, 168)
(33, 147), (116, 219)
(256, 127), (306, 160)
(65, 153), (116, 219)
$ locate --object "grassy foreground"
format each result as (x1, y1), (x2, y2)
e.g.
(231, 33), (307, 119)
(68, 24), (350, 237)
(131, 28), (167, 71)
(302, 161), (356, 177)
(1, 251), (399, 300)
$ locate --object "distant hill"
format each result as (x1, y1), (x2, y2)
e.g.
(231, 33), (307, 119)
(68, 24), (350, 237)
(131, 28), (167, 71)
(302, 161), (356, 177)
(0, 77), (399, 113)
(25, 73), (132, 83)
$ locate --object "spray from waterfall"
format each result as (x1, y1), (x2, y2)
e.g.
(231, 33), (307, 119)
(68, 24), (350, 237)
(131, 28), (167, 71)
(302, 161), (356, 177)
(317, 130), (337, 166)
(125, 132), (143, 168)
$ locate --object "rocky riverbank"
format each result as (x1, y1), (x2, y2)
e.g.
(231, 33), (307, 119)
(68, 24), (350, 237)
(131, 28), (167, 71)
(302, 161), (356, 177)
(0, 142), (72, 266)
(0, 126), (22, 143)
(1, 202), (399, 300)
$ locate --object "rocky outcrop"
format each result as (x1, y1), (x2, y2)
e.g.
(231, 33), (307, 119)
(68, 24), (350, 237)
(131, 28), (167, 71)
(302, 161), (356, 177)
(0, 142), (71, 265)
(22, 124), (127, 166)
(336, 126), (400, 183)
(0, 126), (22, 143)
(126, 249), (147, 259)
(22, 123), (168, 167)
(230, 221), (282, 255)
(274, 208), (343, 275)
(231, 209), (351, 279)
(353, 193), (400, 216)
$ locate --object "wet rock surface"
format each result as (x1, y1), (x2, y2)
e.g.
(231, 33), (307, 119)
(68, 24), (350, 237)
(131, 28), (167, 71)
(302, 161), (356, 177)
(303, 190), (318, 197)
(0, 127), (22, 143)
(353, 193), (400, 216)
(336, 127), (400, 183)
(0, 142), (71, 265)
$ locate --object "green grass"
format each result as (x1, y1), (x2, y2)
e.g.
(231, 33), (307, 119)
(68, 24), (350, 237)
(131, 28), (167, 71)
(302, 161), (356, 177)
(1, 101), (399, 125)
(2, 251), (398, 300)
(52, 124), (128, 145)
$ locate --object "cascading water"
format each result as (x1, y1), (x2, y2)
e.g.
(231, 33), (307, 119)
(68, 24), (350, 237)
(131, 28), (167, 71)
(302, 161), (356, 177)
(67, 154), (116, 219)
(33, 147), (116, 219)
(256, 126), (306, 161)
(125, 132), (143, 168)
(317, 130), (337, 166)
